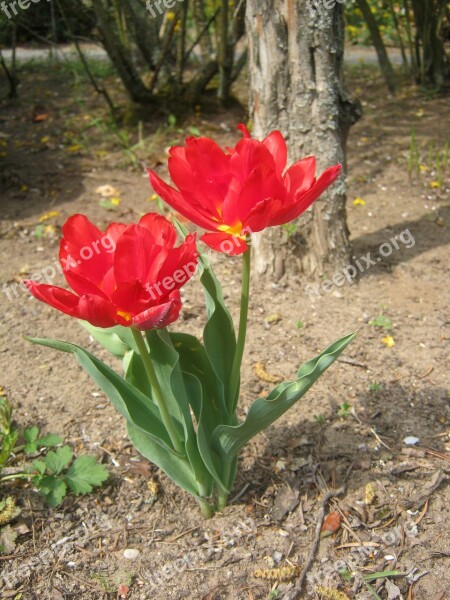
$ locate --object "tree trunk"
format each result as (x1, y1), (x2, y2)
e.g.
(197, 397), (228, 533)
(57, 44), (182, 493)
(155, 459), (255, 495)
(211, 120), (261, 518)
(410, 0), (448, 89)
(356, 0), (397, 94)
(246, 0), (361, 278)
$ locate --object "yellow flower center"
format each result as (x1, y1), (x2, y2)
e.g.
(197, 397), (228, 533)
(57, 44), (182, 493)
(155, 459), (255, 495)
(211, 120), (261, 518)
(117, 310), (132, 322)
(218, 223), (246, 239)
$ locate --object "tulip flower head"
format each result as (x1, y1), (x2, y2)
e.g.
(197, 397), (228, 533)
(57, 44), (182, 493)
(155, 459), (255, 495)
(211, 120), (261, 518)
(25, 213), (198, 330)
(149, 125), (342, 255)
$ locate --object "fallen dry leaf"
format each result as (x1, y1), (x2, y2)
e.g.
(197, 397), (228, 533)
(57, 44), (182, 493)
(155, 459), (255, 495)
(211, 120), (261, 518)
(253, 565), (301, 581)
(254, 363), (281, 383)
(321, 511), (341, 537)
(381, 335), (395, 348)
(95, 184), (121, 198)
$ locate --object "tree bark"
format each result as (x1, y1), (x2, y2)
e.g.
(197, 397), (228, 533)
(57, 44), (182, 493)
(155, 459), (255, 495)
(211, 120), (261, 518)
(246, 0), (361, 279)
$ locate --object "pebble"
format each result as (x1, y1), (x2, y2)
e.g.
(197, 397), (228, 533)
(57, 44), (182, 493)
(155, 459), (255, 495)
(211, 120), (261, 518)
(123, 548), (140, 560)
(403, 436), (420, 445)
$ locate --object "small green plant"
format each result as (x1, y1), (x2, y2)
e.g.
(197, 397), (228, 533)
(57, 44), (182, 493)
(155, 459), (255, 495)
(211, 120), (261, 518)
(313, 414), (326, 424)
(0, 394), (108, 511)
(369, 314), (392, 330)
(283, 222), (297, 237)
(368, 382), (383, 392)
(268, 589), (280, 599)
(337, 402), (351, 418)
(340, 568), (406, 599)
(295, 320), (304, 329)
(30, 447), (108, 507)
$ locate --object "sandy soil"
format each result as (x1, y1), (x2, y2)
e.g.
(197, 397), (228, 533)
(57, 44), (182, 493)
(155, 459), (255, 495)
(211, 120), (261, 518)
(0, 61), (449, 600)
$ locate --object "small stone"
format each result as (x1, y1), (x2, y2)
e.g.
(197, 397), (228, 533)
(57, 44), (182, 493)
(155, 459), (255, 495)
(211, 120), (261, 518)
(403, 436), (419, 445)
(272, 551), (283, 563)
(123, 548), (140, 560)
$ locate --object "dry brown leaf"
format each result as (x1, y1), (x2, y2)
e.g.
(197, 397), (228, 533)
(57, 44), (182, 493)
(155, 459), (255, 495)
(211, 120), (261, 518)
(253, 565), (300, 581)
(321, 511), (341, 537)
(364, 482), (377, 505)
(315, 586), (350, 600)
(254, 363), (281, 383)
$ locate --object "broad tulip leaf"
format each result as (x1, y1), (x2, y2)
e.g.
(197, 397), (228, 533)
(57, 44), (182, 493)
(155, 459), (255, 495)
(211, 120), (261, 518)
(211, 333), (356, 460)
(200, 264), (237, 415)
(143, 329), (212, 491)
(26, 337), (177, 453)
(170, 332), (230, 492)
(127, 421), (201, 499)
(123, 350), (153, 398)
(80, 322), (137, 357)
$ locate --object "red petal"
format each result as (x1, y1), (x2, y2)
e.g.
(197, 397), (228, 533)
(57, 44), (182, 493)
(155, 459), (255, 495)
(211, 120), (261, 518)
(178, 137), (231, 217)
(271, 164), (342, 225)
(237, 123), (251, 138)
(59, 214), (114, 294)
(113, 224), (169, 286)
(148, 170), (220, 231)
(153, 233), (198, 291)
(138, 213), (177, 248)
(132, 291), (182, 330)
(224, 162), (285, 227)
(263, 130), (287, 177)
(283, 156), (317, 201)
(24, 280), (118, 327)
(200, 232), (248, 255)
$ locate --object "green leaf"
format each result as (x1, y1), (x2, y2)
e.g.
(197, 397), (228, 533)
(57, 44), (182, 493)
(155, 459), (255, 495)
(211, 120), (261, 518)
(23, 426), (39, 444)
(170, 332), (229, 492)
(26, 337), (175, 453)
(79, 322), (136, 357)
(0, 429), (18, 473)
(30, 459), (46, 475)
(364, 570), (406, 582)
(127, 422), (201, 498)
(35, 475), (67, 507)
(143, 329), (212, 493)
(200, 263), (237, 415)
(65, 456), (109, 494)
(43, 446), (73, 475)
(364, 581), (383, 600)
(37, 433), (63, 448)
(212, 333), (357, 460)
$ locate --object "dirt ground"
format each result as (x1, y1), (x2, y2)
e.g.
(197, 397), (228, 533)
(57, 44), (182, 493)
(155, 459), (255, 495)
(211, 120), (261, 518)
(0, 59), (449, 600)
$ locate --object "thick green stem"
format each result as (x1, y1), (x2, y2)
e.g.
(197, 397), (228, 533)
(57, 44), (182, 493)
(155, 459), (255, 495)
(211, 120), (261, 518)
(219, 249), (251, 510)
(229, 248), (251, 412)
(197, 482), (215, 518)
(131, 328), (184, 455)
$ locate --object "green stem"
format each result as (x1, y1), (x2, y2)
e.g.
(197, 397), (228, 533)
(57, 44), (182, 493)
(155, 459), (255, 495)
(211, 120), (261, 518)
(0, 473), (28, 482)
(219, 249), (251, 510)
(197, 482), (215, 518)
(131, 329), (184, 455)
(229, 248), (251, 413)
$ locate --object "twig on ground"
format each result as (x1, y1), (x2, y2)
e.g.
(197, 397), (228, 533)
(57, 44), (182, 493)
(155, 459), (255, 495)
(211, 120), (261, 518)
(293, 486), (346, 597)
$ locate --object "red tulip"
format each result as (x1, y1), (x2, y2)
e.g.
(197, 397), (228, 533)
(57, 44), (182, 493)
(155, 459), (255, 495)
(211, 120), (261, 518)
(25, 213), (198, 330)
(148, 124), (342, 255)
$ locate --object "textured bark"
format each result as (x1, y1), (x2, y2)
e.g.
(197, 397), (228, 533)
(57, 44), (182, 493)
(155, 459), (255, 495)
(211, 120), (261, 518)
(246, 0), (360, 279)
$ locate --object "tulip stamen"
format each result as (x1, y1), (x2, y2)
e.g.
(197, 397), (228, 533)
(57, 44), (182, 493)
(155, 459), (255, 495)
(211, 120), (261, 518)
(117, 310), (132, 322)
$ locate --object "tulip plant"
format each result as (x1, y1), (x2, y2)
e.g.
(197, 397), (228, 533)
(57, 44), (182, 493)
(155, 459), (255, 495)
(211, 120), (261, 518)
(26, 125), (355, 517)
